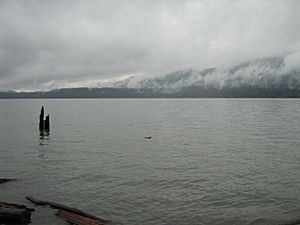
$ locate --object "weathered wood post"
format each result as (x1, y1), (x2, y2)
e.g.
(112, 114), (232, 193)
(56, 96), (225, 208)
(39, 106), (50, 133)
(39, 106), (44, 131)
(45, 114), (50, 131)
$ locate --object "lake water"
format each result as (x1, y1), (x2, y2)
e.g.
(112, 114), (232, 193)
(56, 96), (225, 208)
(0, 99), (300, 225)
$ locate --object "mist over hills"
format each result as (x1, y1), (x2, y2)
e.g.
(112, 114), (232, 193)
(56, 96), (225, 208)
(1, 56), (300, 98)
(120, 56), (300, 92)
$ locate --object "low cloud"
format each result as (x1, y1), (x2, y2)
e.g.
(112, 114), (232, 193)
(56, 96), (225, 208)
(0, 0), (299, 91)
(284, 51), (300, 73)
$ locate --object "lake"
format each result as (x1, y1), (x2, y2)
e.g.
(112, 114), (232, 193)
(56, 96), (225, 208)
(0, 99), (300, 225)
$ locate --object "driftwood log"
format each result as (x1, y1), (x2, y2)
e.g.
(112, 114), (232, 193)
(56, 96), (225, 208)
(56, 209), (105, 225)
(0, 208), (31, 222)
(26, 196), (109, 224)
(280, 220), (300, 225)
(0, 202), (34, 224)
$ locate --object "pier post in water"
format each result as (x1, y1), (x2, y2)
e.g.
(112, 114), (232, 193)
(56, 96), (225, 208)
(45, 114), (50, 131)
(39, 106), (50, 132)
(39, 106), (44, 131)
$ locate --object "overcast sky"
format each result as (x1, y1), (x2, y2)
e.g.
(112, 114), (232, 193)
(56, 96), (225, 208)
(0, 0), (299, 91)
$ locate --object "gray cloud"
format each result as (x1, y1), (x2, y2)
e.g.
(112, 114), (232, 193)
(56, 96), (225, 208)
(0, 0), (300, 91)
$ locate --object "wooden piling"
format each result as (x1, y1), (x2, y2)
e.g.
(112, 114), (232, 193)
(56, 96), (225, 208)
(39, 106), (50, 132)
(39, 106), (44, 130)
(45, 114), (50, 131)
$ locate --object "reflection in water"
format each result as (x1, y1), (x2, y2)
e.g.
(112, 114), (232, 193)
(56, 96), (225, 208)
(38, 131), (50, 159)
(39, 131), (50, 146)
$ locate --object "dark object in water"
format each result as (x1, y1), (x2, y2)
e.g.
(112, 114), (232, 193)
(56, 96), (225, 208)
(39, 106), (44, 130)
(0, 178), (16, 184)
(56, 209), (105, 225)
(39, 106), (50, 132)
(0, 202), (34, 224)
(45, 114), (50, 131)
(145, 136), (152, 139)
(26, 196), (109, 224)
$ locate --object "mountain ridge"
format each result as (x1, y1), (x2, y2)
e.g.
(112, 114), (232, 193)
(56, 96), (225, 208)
(1, 56), (300, 98)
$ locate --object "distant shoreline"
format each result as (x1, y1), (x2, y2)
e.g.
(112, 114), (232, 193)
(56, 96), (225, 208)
(1, 96), (300, 99)
(1, 86), (300, 98)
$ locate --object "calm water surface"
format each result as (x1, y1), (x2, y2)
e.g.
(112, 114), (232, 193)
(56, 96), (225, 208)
(0, 99), (300, 225)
